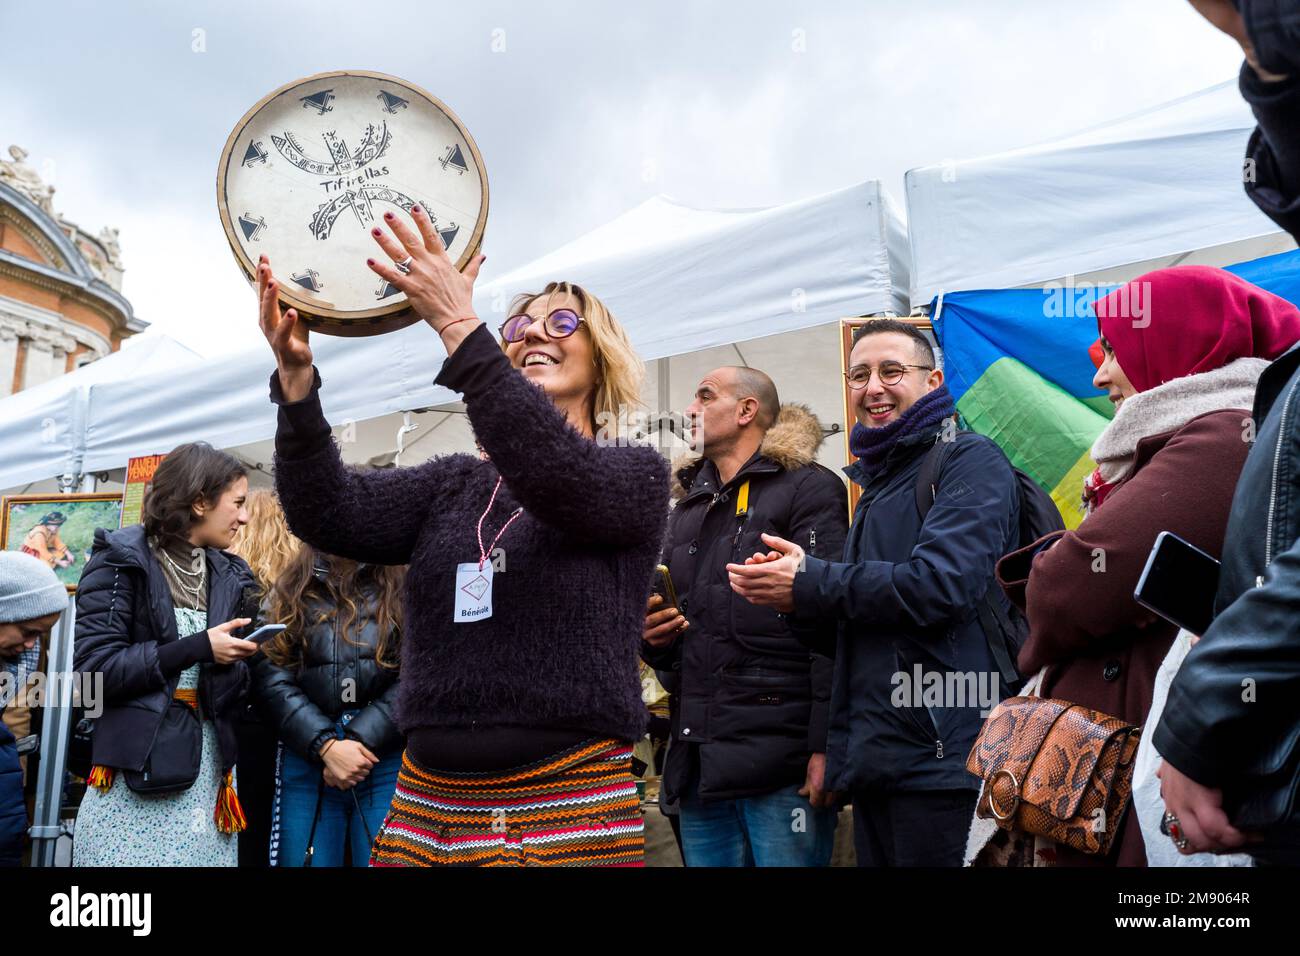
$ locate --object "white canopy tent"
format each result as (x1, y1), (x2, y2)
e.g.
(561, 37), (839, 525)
(0, 335), (202, 491)
(2, 179), (909, 493)
(472, 180), (910, 358)
(905, 79), (1295, 309)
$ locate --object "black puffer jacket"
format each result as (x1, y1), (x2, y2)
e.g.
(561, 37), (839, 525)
(642, 404), (848, 803)
(73, 524), (253, 775)
(251, 559), (402, 761)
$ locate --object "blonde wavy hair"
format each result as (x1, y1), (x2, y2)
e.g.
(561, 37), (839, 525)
(505, 281), (645, 430)
(228, 488), (300, 593)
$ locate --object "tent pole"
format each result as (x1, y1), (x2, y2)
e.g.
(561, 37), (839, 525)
(28, 595), (77, 866)
(657, 357), (671, 458)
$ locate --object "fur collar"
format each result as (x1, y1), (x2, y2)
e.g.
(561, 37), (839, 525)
(670, 403), (826, 500)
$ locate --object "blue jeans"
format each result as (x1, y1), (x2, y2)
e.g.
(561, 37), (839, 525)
(276, 714), (401, 868)
(679, 779), (836, 867)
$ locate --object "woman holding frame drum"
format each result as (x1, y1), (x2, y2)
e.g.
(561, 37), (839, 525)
(257, 205), (669, 866)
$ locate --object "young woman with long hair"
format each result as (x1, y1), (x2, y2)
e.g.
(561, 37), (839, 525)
(226, 487), (302, 866)
(253, 542), (405, 866)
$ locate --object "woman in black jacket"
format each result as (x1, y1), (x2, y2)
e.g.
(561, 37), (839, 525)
(72, 442), (259, 867)
(253, 544), (404, 866)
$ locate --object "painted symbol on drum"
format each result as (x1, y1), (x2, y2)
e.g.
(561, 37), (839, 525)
(300, 89), (335, 115)
(271, 124), (392, 176)
(440, 144), (468, 174)
(238, 214), (266, 242)
(438, 223), (459, 248)
(376, 279), (402, 300)
(242, 141), (268, 168)
(309, 185), (439, 240)
(291, 269), (322, 293)
(377, 90), (409, 114)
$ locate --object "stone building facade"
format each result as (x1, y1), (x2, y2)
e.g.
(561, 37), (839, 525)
(0, 144), (145, 397)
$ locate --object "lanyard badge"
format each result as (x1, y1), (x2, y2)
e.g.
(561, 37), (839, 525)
(455, 476), (521, 623)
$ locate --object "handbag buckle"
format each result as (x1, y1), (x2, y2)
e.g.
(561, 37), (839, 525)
(987, 768), (1020, 821)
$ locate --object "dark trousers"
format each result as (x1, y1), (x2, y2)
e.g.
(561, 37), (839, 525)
(235, 705), (278, 867)
(851, 788), (977, 867)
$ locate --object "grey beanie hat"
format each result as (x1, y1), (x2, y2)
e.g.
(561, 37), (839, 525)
(0, 551), (67, 624)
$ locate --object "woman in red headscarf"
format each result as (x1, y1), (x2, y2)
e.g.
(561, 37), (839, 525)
(989, 265), (1300, 868)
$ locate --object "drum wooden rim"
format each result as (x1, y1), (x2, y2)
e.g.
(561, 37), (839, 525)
(216, 69), (489, 333)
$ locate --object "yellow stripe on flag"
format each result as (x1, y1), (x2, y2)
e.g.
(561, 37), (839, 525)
(1049, 448), (1096, 530)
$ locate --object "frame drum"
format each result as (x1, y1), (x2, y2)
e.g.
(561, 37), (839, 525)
(217, 70), (488, 336)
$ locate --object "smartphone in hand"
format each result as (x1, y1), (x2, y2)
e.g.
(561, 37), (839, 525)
(651, 564), (679, 613)
(1134, 531), (1220, 636)
(241, 623), (287, 646)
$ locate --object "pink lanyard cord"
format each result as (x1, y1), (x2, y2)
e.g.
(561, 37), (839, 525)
(476, 476), (523, 570)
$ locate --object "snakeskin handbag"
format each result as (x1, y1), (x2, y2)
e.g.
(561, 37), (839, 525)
(966, 696), (1142, 856)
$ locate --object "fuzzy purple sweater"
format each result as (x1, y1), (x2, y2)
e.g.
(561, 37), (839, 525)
(269, 322), (670, 744)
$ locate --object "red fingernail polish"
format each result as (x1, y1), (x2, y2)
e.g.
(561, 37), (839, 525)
(384, 211), (394, 219)
(372, 228), (381, 235)
(412, 205), (421, 213)
(367, 258), (375, 265)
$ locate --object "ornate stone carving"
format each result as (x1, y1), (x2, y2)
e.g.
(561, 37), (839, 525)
(0, 145), (56, 213)
(97, 227), (123, 268)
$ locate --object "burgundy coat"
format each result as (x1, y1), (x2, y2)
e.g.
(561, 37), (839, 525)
(996, 408), (1252, 867)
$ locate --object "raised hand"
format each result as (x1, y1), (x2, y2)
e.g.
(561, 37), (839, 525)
(256, 254), (315, 403)
(365, 206), (486, 351)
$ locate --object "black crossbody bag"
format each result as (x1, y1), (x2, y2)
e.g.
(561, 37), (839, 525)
(122, 695), (203, 794)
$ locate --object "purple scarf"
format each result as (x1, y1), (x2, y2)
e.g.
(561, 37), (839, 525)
(849, 384), (956, 475)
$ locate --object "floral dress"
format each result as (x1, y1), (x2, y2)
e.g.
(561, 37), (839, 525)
(72, 607), (237, 867)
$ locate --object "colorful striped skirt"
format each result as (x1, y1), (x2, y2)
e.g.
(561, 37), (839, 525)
(369, 737), (644, 867)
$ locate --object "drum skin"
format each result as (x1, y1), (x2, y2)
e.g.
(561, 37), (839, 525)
(217, 70), (488, 336)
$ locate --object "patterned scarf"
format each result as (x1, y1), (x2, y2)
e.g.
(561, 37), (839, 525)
(849, 384), (956, 475)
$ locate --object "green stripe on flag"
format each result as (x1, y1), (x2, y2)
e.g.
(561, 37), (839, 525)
(955, 356), (1110, 520)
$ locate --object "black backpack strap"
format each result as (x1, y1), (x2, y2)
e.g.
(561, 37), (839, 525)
(975, 597), (1021, 686)
(913, 436), (956, 522)
(914, 431), (1022, 688)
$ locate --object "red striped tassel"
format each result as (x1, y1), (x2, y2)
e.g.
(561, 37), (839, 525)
(87, 765), (114, 792)
(214, 770), (246, 834)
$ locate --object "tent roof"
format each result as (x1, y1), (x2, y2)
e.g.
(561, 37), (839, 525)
(904, 80), (1290, 307)
(472, 180), (910, 358)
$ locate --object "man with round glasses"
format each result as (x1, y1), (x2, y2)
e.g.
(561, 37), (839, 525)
(727, 319), (1023, 867)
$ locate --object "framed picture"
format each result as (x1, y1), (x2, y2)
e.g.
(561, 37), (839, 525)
(1, 493), (125, 592)
(839, 317), (936, 519)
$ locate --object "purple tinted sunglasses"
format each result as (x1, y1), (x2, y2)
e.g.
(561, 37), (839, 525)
(499, 308), (586, 343)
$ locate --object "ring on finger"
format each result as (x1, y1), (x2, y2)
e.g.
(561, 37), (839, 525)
(1165, 815), (1191, 850)
(395, 255), (414, 275)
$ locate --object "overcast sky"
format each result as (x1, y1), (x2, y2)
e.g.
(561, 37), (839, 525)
(1, 0), (1246, 358)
